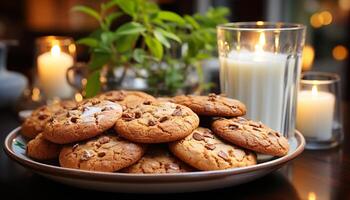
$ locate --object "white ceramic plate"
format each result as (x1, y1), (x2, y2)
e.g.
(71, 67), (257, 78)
(4, 127), (305, 193)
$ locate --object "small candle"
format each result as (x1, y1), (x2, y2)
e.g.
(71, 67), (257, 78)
(296, 85), (335, 140)
(37, 45), (74, 99)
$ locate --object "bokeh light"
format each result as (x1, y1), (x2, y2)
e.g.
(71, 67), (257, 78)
(302, 45), (315, 71)
(332, 45), (348, 61)
(339, 0), (350, 11)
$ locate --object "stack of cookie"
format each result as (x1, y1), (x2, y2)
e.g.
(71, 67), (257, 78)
(23, 91), (289, 173)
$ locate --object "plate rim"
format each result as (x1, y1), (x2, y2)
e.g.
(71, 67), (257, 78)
(4, 127), (305, 182)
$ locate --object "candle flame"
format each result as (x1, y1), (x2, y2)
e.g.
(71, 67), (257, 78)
(311, 85), (318, 96)
(308, 192), (317, 200)
(51, 45), (61, 56)
(255, 32), (266, 52)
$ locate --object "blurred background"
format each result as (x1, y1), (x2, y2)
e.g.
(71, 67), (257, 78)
(0, 0), (349, 98)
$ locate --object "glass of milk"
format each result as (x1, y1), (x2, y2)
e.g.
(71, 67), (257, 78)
(217, 22), (306, 140)
(297, 72), (342, 149)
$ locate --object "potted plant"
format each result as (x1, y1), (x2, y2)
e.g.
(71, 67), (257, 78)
(73, 0), (229, 97)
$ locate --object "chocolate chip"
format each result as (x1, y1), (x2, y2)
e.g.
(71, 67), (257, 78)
(148, 119), (156, 126)
(229, 124), (239, 130)
(122, 112), (134, 121)
(159, 116), (169, 123)
(134, 111), (142, 119)
(91, 99), (100, 105)
(231, 105), (238, 111)
(97, 152), (106, 157)
(98, 136), (110, 144)
(70, 117), (79, 123)
(143, 100), (151, 105)
(102, 107), (113, 111)
(192, 132), (205, 141)
(176, 105), (181, 109)
(218, 150), (229, 161)
(38, 114), (49, 120)
(172, 109), (182, 116)
(249, 121), (260, 128)
(269, 131), (281, 137)
(66, 112), (71, 118)
(80, 150), (93, 161)
(208, 93), (217, 101)
(252, 127), (261, 131)
(205, 144), (216, 150)
(72, 144), (79, 151)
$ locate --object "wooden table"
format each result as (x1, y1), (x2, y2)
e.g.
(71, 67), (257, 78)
(1, 104), (349, 200)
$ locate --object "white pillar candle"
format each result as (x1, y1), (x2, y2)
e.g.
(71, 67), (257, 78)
(37, 45), (74, 99)
(296, 86), (335, 140)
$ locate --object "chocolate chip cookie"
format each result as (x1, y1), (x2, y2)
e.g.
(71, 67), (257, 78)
(172, 94), (246, 117)
(115, 101), (199, 143)
(26, 133), (61, 160)
(211, 117), (289, 156)
(59, 132), (146, 172)
(43, 98), (122, 144)
(169, 127), (256, 171)
(97, 90), (155, 109)
(21, 101), (76, 139)
(122, 146), (194, 174)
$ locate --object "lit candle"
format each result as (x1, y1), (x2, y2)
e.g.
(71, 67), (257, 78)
(220, 32), (296, 132)
(296, 85), (335, 140)
(37, 44), (74, 99)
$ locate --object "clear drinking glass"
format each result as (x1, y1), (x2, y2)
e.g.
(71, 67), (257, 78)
(35, 36), (76, 100)
(297, 72), (342, 149)
(217, 22), (306, 139)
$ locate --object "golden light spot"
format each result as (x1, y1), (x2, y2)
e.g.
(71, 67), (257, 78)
(31, 87), (41, 101)
(308, 192), (316, 200)
(320, 11), (332, 25)
(332, 45), (348, 61)
(310, 13), (323, 28)
(302, 45), (315, 71)
(256, 21), (264, 26)
(68, 44), (76, 55)
(339, 0), (350, 11)
(75, 93), (83, 102)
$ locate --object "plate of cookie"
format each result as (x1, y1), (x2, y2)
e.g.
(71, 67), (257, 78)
(4, 91), (305, 193)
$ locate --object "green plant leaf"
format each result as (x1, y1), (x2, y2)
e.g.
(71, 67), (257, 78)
(101, 1), (118, 11)
(113, 0), (136, 17)
(89, 52), (110, 70)
(154, 30), (170, 48)
(115, 34), (139, 53)
(101, 31), (115, 45)
(115, 22), (146, 36)
(105, 12), (123, 28)
(155, 28), (181, 43)
(77, 37), (98, 47)
(133, 48), (146, 63)
(156, 11), (185, 25)
(184, 15), (200, 29)
(85, 70), (101, 98)
(145, 35), (163, 60)
(72, 5), (101, 21)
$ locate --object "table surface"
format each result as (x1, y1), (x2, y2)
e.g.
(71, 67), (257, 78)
(1, 104), (350, 200)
